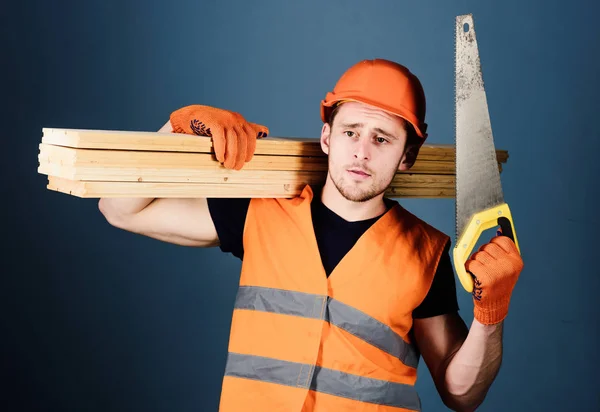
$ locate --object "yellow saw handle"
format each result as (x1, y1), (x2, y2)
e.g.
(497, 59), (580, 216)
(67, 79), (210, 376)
(453, 202), (520, 293)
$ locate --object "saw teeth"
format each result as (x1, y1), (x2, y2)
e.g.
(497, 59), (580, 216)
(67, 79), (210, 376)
(454, 15), (461, 241)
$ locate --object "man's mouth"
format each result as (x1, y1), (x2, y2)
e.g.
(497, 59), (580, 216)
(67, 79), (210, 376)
(347, 169), (371, 177)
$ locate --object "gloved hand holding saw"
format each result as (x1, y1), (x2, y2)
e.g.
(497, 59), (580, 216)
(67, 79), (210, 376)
(164, 104), (269, 170)
(466, 229), (524, 325)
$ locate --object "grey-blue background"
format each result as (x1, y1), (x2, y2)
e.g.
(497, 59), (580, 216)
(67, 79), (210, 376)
(3, 0), (599, 411)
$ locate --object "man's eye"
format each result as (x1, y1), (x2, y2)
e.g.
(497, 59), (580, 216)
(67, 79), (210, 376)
(345, 131), (355, 137)
(376, 137), (388, 144)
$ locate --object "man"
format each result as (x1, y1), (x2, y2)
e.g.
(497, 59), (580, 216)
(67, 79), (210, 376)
(99, 59), (523, 411)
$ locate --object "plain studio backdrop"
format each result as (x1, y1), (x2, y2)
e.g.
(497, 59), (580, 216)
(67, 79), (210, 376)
(2, 0), (599, 411)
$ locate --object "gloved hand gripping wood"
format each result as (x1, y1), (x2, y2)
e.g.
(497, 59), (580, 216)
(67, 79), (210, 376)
(169, 105), (269, 170)
(466, 230), (524, 325)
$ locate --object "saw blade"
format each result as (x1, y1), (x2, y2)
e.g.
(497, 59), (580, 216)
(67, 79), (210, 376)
(455, 14), (505, 240)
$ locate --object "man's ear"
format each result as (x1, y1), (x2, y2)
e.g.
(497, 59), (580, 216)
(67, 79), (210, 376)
(398, 142), (422, 171)
(320, 123), (331, 155)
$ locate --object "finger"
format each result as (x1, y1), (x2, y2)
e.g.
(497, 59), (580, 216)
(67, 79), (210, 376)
(242, 123), (257, 163)
(465, 259), (487, 279)
(234, 125), (248, 170)
(468, 249), (497, 266)
(491, 235), (520, 255)
(223, 127), (238, 169)
(249, 122), (269, 138)
(211, 126), (226, 164)
(478, 242), (506, 260)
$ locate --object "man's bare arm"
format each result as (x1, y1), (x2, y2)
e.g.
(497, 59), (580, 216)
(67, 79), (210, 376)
(413, 234), (522, 411)
(98, 197), (220, 247)
(97, 121), (220, 248)
(444, 319), (503, 410)
(413, 313), (502, 411)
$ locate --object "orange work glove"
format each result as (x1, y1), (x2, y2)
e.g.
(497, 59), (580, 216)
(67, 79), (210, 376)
(466, 229), (524, 325)
(169, 104), (269, 170)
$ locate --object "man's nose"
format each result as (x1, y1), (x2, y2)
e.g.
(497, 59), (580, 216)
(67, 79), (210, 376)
(354, 138), (370, 160)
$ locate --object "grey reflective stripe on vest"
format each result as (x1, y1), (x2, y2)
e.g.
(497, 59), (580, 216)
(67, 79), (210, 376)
(326, 298), (419, 369)
(225, 352), (421, 411)
(234, 285), (327, 320)
(234, 286), (419, 368)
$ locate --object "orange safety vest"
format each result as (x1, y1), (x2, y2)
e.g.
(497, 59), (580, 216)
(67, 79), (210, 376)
(219, 184), (450, 411)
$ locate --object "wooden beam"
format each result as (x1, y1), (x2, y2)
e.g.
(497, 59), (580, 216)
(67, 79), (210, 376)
(38, 143), (467, 175)
(37, 128), (507, 199)
(38, 159), (456, 186)
(40, 128), (509, 162)
(46, 176), (456, 199)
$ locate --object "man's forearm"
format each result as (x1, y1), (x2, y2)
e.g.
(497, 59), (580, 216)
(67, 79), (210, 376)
(443, 319), (503, 411)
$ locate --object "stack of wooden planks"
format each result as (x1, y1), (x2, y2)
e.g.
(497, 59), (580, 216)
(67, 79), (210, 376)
(37, 128), (509, 198)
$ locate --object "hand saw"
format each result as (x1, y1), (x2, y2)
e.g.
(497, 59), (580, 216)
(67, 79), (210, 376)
(453, 14), (521, 293)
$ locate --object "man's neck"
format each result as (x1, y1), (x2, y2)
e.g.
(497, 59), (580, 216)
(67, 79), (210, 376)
(319, 175), (388, 222)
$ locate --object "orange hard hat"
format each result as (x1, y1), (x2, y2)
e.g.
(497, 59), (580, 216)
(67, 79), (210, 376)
(320, 59), (428, 139)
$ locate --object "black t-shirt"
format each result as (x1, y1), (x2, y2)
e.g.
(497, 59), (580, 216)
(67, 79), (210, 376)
(206, 194), (459, 319)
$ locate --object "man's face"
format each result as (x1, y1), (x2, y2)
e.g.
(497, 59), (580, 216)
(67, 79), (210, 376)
(320, 101), (411, 203)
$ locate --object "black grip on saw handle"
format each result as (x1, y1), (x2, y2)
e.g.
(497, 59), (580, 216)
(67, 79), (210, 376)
(498, 216), (515, 243)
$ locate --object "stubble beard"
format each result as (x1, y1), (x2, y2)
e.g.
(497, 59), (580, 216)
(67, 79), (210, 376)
(329, 158), (400, 203)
